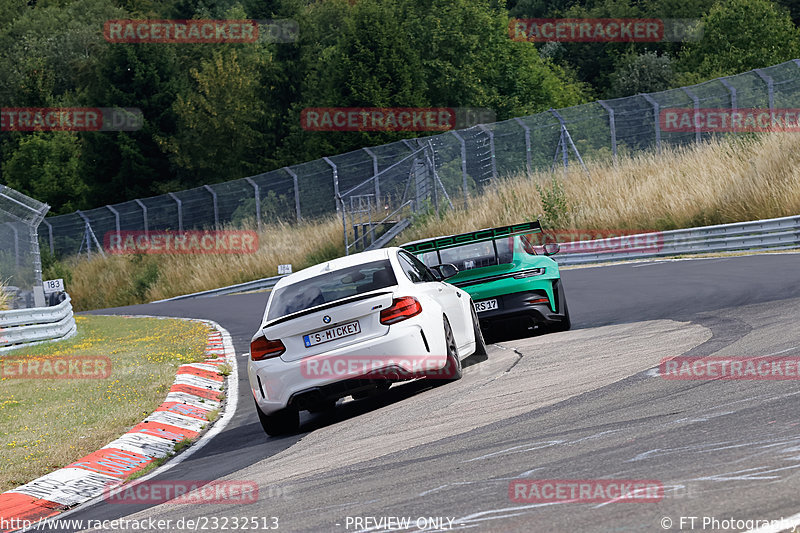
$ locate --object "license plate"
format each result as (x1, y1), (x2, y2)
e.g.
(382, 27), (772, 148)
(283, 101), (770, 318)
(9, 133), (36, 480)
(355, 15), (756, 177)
(475, 299), (498, 313)
(304, 321), (361, 347)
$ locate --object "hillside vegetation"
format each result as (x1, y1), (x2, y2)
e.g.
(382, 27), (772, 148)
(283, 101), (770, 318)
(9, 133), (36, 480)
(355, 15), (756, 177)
(402, 132), (800, 240)
(57, 132), (800, 311)
(4, 0), (800, 215)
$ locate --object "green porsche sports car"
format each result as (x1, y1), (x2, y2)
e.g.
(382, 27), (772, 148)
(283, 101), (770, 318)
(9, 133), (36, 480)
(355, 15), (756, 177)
(402, 221), (570, 338)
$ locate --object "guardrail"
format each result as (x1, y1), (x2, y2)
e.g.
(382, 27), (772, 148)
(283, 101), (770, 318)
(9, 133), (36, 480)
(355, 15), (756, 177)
(554, 214), (800, 266)
(152, 214), (800, 302)
(151, 275), (286, 303)
(0, 295), (77, 352)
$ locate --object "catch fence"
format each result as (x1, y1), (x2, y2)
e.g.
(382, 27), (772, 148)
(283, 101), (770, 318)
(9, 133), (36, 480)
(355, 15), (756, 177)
(37, 59), (800, 256)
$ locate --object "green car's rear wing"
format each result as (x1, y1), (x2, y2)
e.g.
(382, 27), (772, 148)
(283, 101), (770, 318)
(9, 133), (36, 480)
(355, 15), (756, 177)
(401, 221), (542, 253)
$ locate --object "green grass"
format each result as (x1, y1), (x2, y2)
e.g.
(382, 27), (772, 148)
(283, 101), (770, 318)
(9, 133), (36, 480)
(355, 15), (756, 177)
(0, 315), (211, 493)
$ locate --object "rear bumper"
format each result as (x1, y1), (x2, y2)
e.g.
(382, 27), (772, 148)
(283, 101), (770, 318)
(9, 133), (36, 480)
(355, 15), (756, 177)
(249, 317), (448, 414)
(475, 283), (568, 331)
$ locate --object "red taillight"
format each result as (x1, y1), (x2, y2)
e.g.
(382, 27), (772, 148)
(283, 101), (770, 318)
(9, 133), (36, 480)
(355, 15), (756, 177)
(250, 335), (285, 361)
(380, 296), (422, 325)
(526, 297), (549, 305)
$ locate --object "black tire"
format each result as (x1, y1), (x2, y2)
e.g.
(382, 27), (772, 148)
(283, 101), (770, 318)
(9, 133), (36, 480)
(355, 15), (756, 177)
(255, 400), (299, 436)
(470, 304), (488, 357)
(438, 316), (462, 382)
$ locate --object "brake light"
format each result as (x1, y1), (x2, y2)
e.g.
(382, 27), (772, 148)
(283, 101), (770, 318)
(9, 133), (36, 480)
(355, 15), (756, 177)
(380, 296), (422, 325)
(526, 297), (550, 305)
(250, 335), (285, 361)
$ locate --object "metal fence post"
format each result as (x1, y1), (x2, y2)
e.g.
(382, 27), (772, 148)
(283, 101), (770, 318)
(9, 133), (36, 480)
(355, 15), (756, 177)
(426, 140), (454, 211)
(550, 109), (589, 174)
(755, 68), (774, 114)
(549, 109), (568, 171)
(243, 178), (260, 231)
(598, 100), (617, 163)
(6, 222), (19, 268)
(478, 124), (498, 180)
(76, 211), (90, 258)
(324, 156), (347, 253)
(166, 194), (182, 232)
(641, 94), (662, 153)
(134, 199), (148, 236)
(283, 167), (301, 221)
(682, 87), (701, 143)
(42, 219), (54, 255)
(363, 147), (380, 204)
(450, 130), (469, 208)
(513, 118), (532, 175)
(203, 185), (219, 229)
(105, 205), (121, 244)
(76, 210), (105, 257)
(29, 224), (44, 305)
(720, 78), (737, 116)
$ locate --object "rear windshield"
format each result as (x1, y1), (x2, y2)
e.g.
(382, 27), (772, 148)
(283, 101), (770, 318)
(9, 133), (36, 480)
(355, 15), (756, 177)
(267, 260), (396, 320)
(417, 237), (514, 272)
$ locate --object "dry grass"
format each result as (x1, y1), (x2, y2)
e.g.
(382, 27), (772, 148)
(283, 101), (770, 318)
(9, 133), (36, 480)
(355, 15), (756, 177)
(65, 217), (343, 311)
(402, 132), (800, 241)
(0, 279), (9, 311)
(62, 132), (800, 311)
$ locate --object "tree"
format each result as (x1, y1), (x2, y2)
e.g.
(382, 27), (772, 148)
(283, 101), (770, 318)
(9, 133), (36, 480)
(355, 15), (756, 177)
(774, 0), (800, 26)
(82, 42), (185, 203)
(0, 0), (126, 106)
(278, 0), (590, 165)
(409, 0), (588, 115)
(609, 51), (676, 97)
(162, 46), (279, 184)
(2, 133), (88, 214)
(677, 0), (800, 81)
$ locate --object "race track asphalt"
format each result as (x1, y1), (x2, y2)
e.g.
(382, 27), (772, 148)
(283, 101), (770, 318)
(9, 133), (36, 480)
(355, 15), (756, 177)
(55, 253), (800, 532)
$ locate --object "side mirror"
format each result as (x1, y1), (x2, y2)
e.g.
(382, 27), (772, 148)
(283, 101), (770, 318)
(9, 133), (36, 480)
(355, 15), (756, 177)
(543, 243), (560, 256)
(431, 263), (459, 280)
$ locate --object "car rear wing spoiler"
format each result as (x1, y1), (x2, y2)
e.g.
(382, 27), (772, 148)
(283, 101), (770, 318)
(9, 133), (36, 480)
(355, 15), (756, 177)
(401, 221), (543, 253)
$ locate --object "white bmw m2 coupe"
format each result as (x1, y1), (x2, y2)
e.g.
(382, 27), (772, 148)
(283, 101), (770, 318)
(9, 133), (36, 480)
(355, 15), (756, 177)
(248, 247), (487, 435)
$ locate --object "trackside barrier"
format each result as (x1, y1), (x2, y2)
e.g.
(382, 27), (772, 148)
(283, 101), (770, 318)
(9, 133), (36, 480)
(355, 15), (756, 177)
(0, 295), (76, 351)
(152, 214), (800, 302)
(555, 214), (800, 265)
(150, 274), (286, 302)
